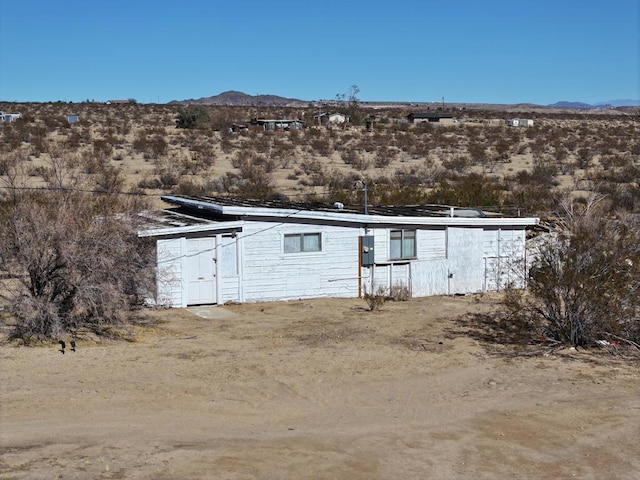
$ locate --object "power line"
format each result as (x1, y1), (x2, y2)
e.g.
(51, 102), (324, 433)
(0, 185), (153, 196)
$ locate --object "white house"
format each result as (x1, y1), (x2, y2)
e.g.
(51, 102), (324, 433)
(0, 111), (21, 122)
(506, 118), (534, 127)
(139, 195), (539, 307)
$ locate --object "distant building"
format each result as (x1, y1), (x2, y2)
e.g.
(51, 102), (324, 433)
(249, 118), (304, 131)
(407, 112), (455, 125)
(66, 114), (80, 124)
(0, 111), (21, 122)
(506, 118), (534, 127)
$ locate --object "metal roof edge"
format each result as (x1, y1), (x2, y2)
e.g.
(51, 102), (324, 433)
(225, 208), (539, 227)
(161, 195), (226, 213)
(138, 220), (245, 237)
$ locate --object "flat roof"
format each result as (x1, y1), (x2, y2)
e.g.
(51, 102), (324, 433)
(161, 194), (499, 217)
(408, 112), (454, 119)
(158, 195), (538, 228)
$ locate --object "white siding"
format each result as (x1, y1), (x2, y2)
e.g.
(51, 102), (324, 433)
(369, 225), (528, 297)
(240, 222), (362, 302)
(444, 227), (485, 294)
(156, 238), (184, 307)
(371, 227), (448, 296)
(418, 228), (447, 260)
(152, 219), (531, 307)
(405, 227), (449, 296)
(218, 234), (241, 303)
(482, 228), (526, 290)
(371, 263), (411, 293)
(410, 259), (449, 296)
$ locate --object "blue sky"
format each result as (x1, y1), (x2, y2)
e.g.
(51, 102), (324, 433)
(1, 0), (638, 104)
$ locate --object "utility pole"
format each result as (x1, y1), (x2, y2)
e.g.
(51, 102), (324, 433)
(355, 179), (368, 215)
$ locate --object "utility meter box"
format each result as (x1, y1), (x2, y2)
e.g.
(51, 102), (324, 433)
(361, 235), (374, 266)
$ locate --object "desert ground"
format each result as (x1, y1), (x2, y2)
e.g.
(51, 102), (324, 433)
(1, 293), (638, 480)
(2, 102), (638, 215)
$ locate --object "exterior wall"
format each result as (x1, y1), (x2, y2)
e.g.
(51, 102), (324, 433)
(482, 227), (527, 290)
(410, 116), (454, 124)
(155, 234), (241, 307)
(156, 238), (185, 307)
(366, 225), (527, 297)
(239, 221), (362, 302)
(445, 227), (486, 294)
(506, 119), (534, 127)
(1, 113), (20, 122)
(438, 117), (456, 125)
(218, 234), (241, 303)
(154, 221), (530, 307)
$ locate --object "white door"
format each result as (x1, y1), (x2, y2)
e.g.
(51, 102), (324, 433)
(186, 237), (216, 305)
(484, 256), (500, 292)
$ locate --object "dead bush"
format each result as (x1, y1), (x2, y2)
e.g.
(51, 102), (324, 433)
(363, 285), (387, 311)
(388, 282), (411, 301)
(504, 198), (640, 348)
(0, 188), (154, 342)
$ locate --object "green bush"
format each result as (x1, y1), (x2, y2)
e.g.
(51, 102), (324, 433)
(176, 105), (211, 129)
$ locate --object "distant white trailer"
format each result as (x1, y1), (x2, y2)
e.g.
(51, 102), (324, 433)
(506, 118), (534, 127)
(1, 112), (21, 122)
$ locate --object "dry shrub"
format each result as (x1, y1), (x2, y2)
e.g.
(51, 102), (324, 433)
(0, 188), (155, 343)
(504, 198), (640, 348)
(363, 285), (387, 311)
(388, 282), (411, 301)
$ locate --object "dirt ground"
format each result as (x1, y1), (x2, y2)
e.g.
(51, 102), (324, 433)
(1, 294), (638, 480)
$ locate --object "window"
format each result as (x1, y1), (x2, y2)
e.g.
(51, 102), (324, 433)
(284, 233), (322, 253)
(390, 229), (416, 259)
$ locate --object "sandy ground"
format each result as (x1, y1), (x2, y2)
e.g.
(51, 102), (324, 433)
(1, 294), (639, 480)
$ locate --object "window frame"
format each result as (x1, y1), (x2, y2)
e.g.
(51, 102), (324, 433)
(283, 232), (322, 254)
(390, 229), (417, 260)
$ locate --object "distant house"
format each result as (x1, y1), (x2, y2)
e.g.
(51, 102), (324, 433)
(249, 118), (304, 131)
(105, 100), (129, 105)
(506, 118), (534, 127)
(314, 112), (349, 126)
(66, 114), (80, 124)
(407, 112), (455, 125)
(0, 111), (21, 122)
(139, 195), (539, 307)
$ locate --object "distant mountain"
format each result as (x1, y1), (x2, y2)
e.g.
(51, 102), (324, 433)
(169, 90), (306, 106)
(548, 101), (601, 109)
(549, 99), (640, 108)
(596, 99), (640, 107)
